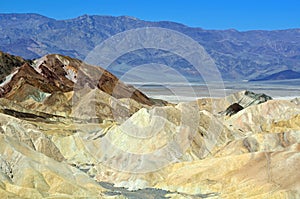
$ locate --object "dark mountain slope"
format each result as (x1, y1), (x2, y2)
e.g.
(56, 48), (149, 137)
(0, 51), (29, 83)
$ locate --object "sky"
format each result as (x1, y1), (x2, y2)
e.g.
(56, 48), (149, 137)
(0, 0), (299, 31)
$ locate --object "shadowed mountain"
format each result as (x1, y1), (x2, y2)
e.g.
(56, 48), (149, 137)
(0, 50), (29, 83)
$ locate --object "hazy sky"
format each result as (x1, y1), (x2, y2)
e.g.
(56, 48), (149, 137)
(0, 0), (299, 30)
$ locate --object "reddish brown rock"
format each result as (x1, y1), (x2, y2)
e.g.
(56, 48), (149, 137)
(0, 53), (153, 105)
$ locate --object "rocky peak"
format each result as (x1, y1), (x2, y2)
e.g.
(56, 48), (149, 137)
(0, 52), (154, 105)
(220, 90), (272, 116)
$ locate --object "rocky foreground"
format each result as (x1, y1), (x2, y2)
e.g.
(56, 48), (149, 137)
(0, 51), (299, 198)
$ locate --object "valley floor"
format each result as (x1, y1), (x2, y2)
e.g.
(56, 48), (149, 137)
(137, 80), (300, 103)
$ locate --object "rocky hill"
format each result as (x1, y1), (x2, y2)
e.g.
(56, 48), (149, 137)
(0, 13), (300, 80)
(0, 51), (299, 198)
(0, 51), (153, 105)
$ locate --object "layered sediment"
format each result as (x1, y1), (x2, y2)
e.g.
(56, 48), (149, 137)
(0, 51), (299, 198)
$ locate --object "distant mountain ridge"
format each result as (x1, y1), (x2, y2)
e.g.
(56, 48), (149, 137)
(0, 13), (300, 81)
(250, 70), (300, 81)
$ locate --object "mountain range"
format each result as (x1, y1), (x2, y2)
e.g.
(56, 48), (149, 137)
(0, 13), (300, 81)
